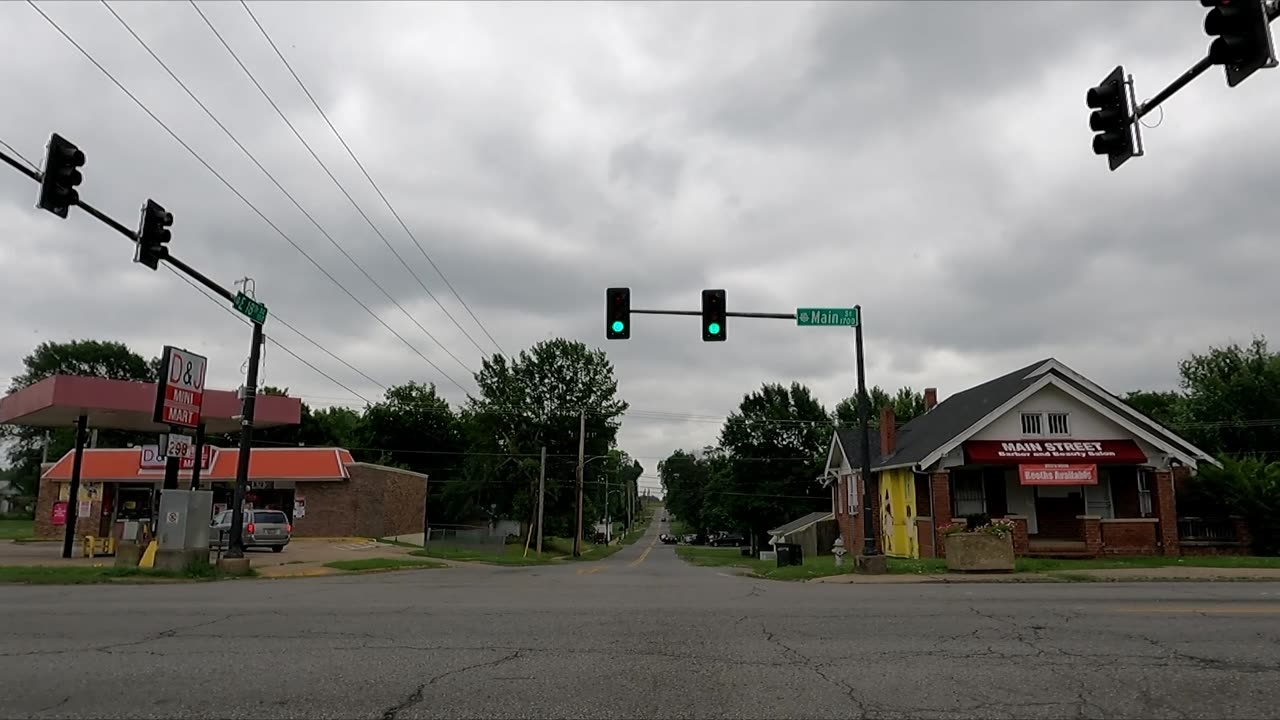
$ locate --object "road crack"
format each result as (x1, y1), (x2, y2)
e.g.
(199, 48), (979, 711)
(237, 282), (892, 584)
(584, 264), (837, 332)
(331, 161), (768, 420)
(381, 649), (521, 720)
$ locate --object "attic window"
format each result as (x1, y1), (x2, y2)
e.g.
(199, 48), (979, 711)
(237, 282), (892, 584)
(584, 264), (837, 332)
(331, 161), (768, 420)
(1047, 412), (1070, 435)
(1020, 412), (1043, 436)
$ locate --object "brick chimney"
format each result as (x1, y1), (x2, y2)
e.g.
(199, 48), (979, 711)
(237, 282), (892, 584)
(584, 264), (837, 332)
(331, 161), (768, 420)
(880, 405), (896, 457)
(924, 387), (938, 412)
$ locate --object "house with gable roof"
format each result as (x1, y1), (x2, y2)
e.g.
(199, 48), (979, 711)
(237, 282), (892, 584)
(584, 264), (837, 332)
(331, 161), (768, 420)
(818, 358), (1240, 559)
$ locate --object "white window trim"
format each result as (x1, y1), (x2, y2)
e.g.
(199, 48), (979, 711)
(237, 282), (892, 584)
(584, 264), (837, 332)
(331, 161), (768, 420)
(1020, 412), (1044, 436)
(1047, 412), (1071, 436)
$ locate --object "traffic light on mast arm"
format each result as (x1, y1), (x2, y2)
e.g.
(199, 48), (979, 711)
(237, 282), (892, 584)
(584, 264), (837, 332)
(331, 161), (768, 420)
(1202, 0), (1277, 88)
(36, 133), (85, 219)
(606, 287), (631, 339)
(135, 199), (173, 271)
(701, 289), (726, 342)
(1086, 65), (1137, 171)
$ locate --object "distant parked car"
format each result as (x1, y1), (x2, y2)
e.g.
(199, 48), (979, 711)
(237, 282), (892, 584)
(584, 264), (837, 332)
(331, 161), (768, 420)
(711, 535), (746, 547)
(659, 534), (678, 545)
(209, 509), (292, 552)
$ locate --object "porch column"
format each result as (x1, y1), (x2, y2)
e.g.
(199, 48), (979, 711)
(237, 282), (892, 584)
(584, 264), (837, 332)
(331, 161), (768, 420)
(1153, 470), (1180, 556)
(930, 471), (952, 558)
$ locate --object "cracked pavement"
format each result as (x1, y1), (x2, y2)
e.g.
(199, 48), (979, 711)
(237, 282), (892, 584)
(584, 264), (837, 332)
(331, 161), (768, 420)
(2, 518), (1279, 719)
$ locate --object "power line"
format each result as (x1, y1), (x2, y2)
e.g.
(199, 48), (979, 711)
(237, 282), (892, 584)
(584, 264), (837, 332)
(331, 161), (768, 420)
(186, 0), (485, 368)
(40, 0), (469, 394)
(0, 138), (37, 170)
(239, 0), (507, 358)
(163, 264), (375, 405)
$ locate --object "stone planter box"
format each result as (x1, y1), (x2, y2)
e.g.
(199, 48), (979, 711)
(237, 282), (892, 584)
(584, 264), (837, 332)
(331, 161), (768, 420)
(945, 532), (1015, 573)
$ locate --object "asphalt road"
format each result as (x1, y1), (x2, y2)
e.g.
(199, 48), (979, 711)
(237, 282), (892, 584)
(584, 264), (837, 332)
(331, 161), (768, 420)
(2, 518), (1279, 719)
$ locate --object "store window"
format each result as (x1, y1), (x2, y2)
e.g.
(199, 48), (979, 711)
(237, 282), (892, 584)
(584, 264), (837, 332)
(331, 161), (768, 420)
(953, 472), (987, 517)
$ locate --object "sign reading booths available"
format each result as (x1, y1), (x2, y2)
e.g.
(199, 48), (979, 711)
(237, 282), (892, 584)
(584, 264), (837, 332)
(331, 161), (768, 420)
(153, 346), (207, 429)
(964, 439), (1147, 465)
(1018, 463), (1099, 486)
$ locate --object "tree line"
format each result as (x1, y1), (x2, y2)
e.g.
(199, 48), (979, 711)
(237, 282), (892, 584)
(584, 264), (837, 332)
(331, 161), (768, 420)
(662, 337), (1280, 555)
(0, 337), (642, 535)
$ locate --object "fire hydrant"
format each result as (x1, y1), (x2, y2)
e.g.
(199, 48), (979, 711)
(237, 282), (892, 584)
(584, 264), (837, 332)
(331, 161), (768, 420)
(832, 537), (847, 567)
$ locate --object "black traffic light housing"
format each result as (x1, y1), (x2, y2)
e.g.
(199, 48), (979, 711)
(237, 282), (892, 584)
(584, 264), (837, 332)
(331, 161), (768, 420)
(136, 199), (173, 271)
(37, 133), (85, 219)
(606, 287), (631, 339)
(701, 289), (726, 342)
(1202, 0), (1276, 88)
(1086, 65), (1136, 171)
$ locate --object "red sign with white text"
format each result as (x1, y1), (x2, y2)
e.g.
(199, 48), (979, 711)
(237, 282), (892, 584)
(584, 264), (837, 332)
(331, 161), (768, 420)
(152, 346), (207, 429)
(1018, 463), (1098, 486)
(139, 444), (215, 471)
(964, 439), (1146, 464)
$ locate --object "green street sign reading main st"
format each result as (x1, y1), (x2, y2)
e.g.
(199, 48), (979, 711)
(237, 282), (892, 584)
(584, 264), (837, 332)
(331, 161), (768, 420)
(232, 291), (269, 324)
(796, 307), (859, 327)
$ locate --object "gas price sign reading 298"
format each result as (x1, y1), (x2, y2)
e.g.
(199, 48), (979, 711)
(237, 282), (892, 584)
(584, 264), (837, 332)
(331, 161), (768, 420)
(152, 345), (208, 430)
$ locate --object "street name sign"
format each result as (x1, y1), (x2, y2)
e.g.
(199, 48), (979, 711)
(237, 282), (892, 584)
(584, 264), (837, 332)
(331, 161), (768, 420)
(232, 291), (268, 324)
(153, 346), (207, 429)
(796, 307), (860, 327)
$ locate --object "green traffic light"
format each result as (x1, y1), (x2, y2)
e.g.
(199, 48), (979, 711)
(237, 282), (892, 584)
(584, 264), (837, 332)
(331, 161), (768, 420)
(708, 322), (721, 335)
(612, 320), (626, 333)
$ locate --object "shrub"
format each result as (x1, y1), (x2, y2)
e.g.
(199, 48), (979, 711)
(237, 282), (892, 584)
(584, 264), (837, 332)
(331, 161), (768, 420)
(940, 517), (1016, 539)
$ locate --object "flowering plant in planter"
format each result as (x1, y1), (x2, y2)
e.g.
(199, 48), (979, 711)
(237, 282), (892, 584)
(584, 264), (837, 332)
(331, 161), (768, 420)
(941, 514), (1016, 573)
(939, 514), (1016, 538)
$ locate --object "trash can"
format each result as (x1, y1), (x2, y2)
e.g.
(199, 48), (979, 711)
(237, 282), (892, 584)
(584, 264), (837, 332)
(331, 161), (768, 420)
(740, 545), (752, 558)
(775, 542), (803, 567)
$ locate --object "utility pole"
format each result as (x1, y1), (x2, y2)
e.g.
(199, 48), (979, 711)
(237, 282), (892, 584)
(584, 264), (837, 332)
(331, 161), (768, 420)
(536, 446), (546, 555)
(573, 408), (585, 557)
(225, 316), (264, 561)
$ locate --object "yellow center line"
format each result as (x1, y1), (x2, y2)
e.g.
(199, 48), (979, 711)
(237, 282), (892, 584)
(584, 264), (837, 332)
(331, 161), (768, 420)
(628, 531), (661, 568)
(576, 566), (607, 576)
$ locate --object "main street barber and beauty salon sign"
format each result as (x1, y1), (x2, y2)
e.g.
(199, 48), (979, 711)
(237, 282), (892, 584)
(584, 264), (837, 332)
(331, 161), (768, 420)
(963, 439), (1147, 465)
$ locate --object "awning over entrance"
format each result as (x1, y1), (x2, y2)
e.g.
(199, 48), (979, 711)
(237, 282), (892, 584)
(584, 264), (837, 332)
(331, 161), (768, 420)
(0, 374), (302, 434)
(962, 439), (1147, 465)
(41, 447), (355, 483)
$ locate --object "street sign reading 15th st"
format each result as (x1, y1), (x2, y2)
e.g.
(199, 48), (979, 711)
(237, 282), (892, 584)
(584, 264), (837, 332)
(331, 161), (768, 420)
(796, 307), (860, 327)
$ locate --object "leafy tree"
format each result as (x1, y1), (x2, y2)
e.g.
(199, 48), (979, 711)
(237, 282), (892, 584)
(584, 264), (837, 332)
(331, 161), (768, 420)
(1, 340), (158, 496)
(1177, 337), (1280, 459)
(834, 386), (924, 428)
(1181, 455), (1280, 555)
(659, 449), (711, 534)
(717, 382), (832, 547)
(1122, 390), (1186, 429)
(462, 339), (628, 536)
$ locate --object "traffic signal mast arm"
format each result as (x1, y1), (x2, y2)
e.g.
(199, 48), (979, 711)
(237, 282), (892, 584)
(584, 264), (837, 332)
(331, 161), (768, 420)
(630, 309), (797, 319)
(1133, 0), (1278, 123)
(0, 144), (235, 304)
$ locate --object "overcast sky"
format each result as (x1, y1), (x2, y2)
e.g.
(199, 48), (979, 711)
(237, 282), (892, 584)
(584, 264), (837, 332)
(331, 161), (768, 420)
(2, 1), (1278, 493)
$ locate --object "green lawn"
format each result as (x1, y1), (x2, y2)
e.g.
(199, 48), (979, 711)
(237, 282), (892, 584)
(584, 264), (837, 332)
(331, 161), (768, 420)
(678, 547), (1280, 580)
(0, 562), (249, 585)
(0, 518), (35, 541)
(323, 557), (447, 572)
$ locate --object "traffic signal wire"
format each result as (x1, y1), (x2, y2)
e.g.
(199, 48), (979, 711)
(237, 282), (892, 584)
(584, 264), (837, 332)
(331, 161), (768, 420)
(185, 0), (492, 363)
(0, 138), (37, 171)
(238, 0), (508, 359)
(26, 0), (471, 395)
(163, 263), (377, 405)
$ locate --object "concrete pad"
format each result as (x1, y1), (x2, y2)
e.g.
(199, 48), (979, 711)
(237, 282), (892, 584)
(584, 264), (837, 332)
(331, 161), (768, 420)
(216, 557), (252, 576)
(855, 554), (888, 574)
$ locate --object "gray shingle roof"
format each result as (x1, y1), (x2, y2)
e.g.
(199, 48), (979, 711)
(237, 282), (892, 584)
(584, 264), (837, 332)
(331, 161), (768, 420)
(831, 358), (1215, 473)
(768, 510), (835, 537)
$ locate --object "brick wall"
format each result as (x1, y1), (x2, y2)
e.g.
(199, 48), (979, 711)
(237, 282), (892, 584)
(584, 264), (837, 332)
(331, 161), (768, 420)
(347, 463), (427, 538)
(916, 517), (935, 558)
(1100, 519), (1159, 555)
(34, 478), (102, 541)
(291, 480), (358, 537)
(1233, 516), (1253, 553)
(835, 476), (855, 555)
(1007, 516), (1030, 555)
(1153, 470), (1180, 556)
(1081, 516), (1103, 556)
(930, 471), (952, 558)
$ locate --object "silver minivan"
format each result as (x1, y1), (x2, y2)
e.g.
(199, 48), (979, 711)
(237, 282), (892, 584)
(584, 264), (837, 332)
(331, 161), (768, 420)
(209, 509), (292, 552)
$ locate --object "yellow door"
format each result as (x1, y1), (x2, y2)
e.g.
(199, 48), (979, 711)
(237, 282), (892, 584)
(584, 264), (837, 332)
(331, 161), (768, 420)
(880, 471), (919, 558)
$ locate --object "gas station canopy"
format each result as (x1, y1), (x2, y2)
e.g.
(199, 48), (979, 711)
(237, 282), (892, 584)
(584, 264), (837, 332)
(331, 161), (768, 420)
(0, 374), (302, 434)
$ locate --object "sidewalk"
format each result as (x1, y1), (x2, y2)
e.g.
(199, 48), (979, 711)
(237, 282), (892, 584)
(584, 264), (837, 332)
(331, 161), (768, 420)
(811, 566), (1280, 584)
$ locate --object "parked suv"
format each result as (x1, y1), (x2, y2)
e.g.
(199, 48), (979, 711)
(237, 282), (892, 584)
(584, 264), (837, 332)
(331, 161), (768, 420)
(210, 509), (292, 552)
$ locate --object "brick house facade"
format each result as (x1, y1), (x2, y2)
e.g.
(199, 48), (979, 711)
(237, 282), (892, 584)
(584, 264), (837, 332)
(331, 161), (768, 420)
(820, 359), (1238, 560)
